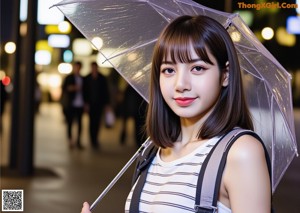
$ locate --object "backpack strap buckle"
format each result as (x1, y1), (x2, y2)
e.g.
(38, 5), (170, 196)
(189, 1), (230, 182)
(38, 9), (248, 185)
(194, 205), (217, 213)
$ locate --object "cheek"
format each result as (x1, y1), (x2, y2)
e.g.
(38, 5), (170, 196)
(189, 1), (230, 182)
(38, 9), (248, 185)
(195, 77), (221, 96)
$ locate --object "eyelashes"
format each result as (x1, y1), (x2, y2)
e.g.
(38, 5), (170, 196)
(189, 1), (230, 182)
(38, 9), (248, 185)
(160, 65), (207, 75)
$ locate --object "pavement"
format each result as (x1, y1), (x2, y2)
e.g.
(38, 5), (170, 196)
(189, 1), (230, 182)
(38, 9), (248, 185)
(1, 103), (300, 213)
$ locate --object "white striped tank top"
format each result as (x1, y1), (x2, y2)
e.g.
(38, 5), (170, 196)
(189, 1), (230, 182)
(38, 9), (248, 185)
(125, 137), (232, 213)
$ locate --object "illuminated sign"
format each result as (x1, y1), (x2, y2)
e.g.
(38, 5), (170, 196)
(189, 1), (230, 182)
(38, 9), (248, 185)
(48, 34), (70, 48)
(287, 16), (300, 34)
(38, 0), (64, 25)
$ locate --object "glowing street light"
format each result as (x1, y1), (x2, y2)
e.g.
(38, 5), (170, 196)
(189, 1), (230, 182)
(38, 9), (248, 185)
(4, 42), (16, 54)
(58, 21), (72, 33)
(261, 27), (274, 40)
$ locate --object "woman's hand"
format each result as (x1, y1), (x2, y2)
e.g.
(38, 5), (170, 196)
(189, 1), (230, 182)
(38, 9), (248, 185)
(81, 202), (91, 213)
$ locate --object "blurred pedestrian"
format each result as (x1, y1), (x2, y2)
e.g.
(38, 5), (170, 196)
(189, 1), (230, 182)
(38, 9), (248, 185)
(61, 61), (85, 149)
(83, 61), (110, 149)
(119, 84), (147, 148)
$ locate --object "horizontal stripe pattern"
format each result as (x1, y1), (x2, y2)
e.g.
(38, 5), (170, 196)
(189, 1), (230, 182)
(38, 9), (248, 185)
(125, 137), (221, 213)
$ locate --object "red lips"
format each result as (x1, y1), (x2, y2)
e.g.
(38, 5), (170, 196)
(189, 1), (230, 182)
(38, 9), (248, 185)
(174, 97), (197, 106)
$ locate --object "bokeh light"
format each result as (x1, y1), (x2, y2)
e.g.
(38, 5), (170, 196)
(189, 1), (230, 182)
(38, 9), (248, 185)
(2, 76), (11, 86)
(35, 50), (51, 65)
(63, 50), (73, 63)
(73, 38), (93, 56)
(91, 37), (103, 50)
(261, 27), (274, 40)
(0, 70), (6, 80)
(58, 21), (72, 33)
(276, 27), (296, 47)
(4, 42), (16, 54)
(58, 63), (73, 74)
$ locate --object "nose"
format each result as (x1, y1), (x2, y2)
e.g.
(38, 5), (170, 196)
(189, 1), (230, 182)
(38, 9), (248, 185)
(175, 70), (191, 92)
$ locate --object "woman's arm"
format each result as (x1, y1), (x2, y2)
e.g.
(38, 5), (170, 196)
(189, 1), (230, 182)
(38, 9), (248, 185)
(223, 134), (271, 213)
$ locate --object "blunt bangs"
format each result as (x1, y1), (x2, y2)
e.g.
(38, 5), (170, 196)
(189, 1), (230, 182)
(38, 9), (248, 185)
(158, 21), (213, 66)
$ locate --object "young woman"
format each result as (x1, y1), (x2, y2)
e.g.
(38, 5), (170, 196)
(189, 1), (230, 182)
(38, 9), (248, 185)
(81, 15), (271, 213)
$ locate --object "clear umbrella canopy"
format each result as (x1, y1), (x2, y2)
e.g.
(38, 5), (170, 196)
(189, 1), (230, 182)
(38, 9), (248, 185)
(52, 0), (298, 193)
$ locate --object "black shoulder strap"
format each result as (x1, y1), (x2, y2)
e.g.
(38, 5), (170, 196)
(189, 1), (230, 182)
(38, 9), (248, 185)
(194, 128), (271, 213)
(131, 141), (158, 185)
(129, 141), (158, 213)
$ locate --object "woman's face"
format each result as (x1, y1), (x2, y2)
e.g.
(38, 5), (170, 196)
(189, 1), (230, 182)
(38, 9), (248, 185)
(159, 46), (228, 122)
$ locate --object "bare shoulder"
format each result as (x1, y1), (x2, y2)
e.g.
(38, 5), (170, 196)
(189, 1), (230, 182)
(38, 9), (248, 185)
(224, 134), (269, 185)
(227, 134), (266, 163)
(222, 134), (271, 212)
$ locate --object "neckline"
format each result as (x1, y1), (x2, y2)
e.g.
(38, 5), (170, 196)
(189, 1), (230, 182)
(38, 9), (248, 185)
(156, 136), (219, 166)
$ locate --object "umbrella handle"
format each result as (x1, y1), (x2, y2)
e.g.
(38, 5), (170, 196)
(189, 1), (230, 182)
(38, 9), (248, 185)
(89, 137), (152, 211)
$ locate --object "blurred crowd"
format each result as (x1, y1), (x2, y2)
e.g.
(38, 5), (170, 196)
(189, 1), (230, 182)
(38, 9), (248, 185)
(60, 61), (147, 150)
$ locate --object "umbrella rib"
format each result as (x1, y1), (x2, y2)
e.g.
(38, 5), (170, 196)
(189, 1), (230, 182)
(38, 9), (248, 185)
(240, 66), (263, 80)
(103, 38), (157, 61)
(172, 0), (196, 15)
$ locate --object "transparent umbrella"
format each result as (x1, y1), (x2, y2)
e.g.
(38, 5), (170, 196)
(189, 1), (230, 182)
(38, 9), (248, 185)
(52, 0), (298, 208)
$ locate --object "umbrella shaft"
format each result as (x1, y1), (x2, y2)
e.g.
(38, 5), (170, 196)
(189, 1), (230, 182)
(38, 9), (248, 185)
(90, 138), (151, 211)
